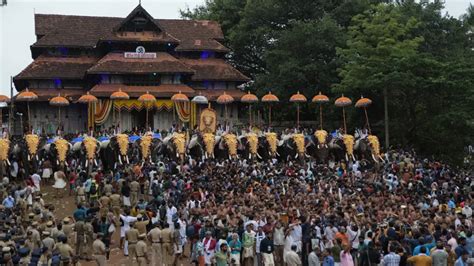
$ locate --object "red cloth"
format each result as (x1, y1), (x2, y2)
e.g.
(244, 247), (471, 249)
(203, 237), (216, 251)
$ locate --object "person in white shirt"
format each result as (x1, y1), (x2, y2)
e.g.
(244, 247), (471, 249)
(308, 246), (321, 266)
(119, 210), (138, 255)
(166, 202), (177, 229)
(273, 222), (285, 264)
(324, 223), (338, 248)
(255, 226), (266, 265)
(31, 172), (41, 192)
(290, 220), (303, 252)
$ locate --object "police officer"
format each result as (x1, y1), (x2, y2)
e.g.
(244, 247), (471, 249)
(136, 233), (149, 266)
(125, 220), (139, 264)
(84, 217), (95, 260)
(130, 178), (140, 206)
(93, 233), (107, 266)
(147, 223), (162, 266)
(161, 222), (175, 266)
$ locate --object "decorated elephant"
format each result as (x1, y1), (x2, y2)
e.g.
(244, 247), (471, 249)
(277, 133), (308, 161)
(214, 133), (238, 160)
(329, 134), (356, 162)
(0, 138), (12, 177)
(71, 136), (101, 171)
(355, 135), (384, 163)
(162, 132), (187, 161)
(136, 134), (163, 164)
(306, 130), (330, 163)
(99, 134), (130, 170)
(257, 132), (279, 161)
(45, 138), (72, 170)
(238, 132), (261, 160)
(9, 134), (43, 176)
(188, 133), (217, 160)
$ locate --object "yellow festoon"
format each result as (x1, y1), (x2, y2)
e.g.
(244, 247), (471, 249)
(172, 133), (186, 156)
(83, 137), (98, 161)
(342, 134), (355, 160)
(292, 133), (305, 155)
(202, 133), (215, 157)
(246, 133), (259, 156)
(223, 133), (237, 157)
(314, 130), (328, 146)
(25, 134), (40, 157)
(367, 135), (382, 161)
(139, 135), (153, 160)
(0, 138), (10, 163)
(265, 132), (278, 156)
(116, 134), (129, 156)
(54, 139), (69, 164)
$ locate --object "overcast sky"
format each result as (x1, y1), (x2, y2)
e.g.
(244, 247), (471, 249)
(0, 0), (472, 97)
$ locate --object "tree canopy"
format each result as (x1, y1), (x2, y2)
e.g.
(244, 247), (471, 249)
(182, 0), (474, 163)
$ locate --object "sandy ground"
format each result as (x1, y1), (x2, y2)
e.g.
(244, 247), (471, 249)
(41, 184), (193, 266)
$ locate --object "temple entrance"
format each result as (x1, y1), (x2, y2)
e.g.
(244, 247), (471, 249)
(131, 109), (152, 130)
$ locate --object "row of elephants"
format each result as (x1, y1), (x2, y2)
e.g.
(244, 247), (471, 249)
(0, 129), (383, 176)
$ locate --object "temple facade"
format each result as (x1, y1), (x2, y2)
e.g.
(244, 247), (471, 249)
(13, 5), (250, 134)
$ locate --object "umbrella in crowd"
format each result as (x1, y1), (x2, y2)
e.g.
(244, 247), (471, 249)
(171, 91), (189, 127)
(289, 91), (307, 128)
(138, 91), (156, 129)
(335, 94), (352, 134)
(0, 94), (10, 103)
(241, 91), (259, 127)
(110, 89), (130, 131)
(16, 88), (38, 131)
(216, 92), (234, 128)
(355, 96), (373, 134)
(312, 91), (330, 130)
(77, 92), (98, 134)
(192, 93), (209, 127)
(261, 91), (279, 127)
(49, 94), (70, 132)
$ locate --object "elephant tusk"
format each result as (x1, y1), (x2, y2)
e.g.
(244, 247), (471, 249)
(352, 154), (355, 161)
(141, 161), (145, 167)
(118, 156), (122, 165)
(295, 154), (298, 159)
(6, 159), (10, 166)
(126, 155), (129, 164)
(257, 153), (262, 159)
(269, 151), (271, 156)
(317, 144), (320, 149)
(36, 155), (39, 161)
(372, 153), (377, 162)
(57, 160), (59, 165)
(305, 153), (310, 158)
(28, 154), (30, 161)
(249, 154), (251, 160)
(276, 151), (280, 156)
(65, 161), (68, 167)
(85, 160), (88, 168)
(114, 163), (117, 169)
(345, 153), (349, 161)
(94, 159), (98, 166)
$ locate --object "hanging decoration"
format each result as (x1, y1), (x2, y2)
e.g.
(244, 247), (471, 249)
(94, 99), (113, 125)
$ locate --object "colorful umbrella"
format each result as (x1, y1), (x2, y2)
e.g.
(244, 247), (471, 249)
(261, 91), (279, 127)
(335, 95), (352, 134)
(138, 91), (156, 129)
(216, 92), (234, 128)
(171, 91), (190, 127)
(110, 89), (130, 131)
(78, 92), (98, 135)
(355, 96), (373, 134)
(241, 91), (259, 127)
(192, 94), (209, 127)
(49, 94), (70, 130)
(289, 91), (307, 128)
(312, 92), (330, 129)
(16, 88), (38, 132)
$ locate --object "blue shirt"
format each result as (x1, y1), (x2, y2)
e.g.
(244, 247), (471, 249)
(73, 208), (87, 221)
(413, 243), (436, 256)
(454, 257), (467, 266)
(2, 196), (14, 208)
(323, 256), (335, 266)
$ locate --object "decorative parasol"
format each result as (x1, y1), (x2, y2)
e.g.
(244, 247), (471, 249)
(335, 95), (352, 134)
(110, 89), (130, 132)
(216, 92), (234, 129)
(138, 91), (156, 129)
(16, 88), (38, 132)
(355, 96), (373, 134)
(312, 92), (330, 129)
(241, 91), (258, 127)
(49, 94), (70, 130)
(192, 94), (208, 127)
(289, 91), (307, 128)
(78, 92), (98, 135)
(171, 91), (190, 128)
(261, 91), (279, 127)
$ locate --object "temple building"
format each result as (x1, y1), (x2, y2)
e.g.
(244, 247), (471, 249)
(13, 5), (250, 134)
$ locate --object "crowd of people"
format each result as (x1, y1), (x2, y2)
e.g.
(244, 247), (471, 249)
(0, 144), (473, 266)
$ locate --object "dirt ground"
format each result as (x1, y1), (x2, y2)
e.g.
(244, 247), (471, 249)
(41, 184), (193, 266)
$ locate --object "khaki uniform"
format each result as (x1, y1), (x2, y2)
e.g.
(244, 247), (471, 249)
(42, 236), (56, 252)
(30, 229), (42, 249)
(103, 183), (113, 196)
(130, 181), (140, 206)
(63, 222), (75, 246)
(109, 194), (121, 217)
(57, 242), (74, 264)
(135, 220), (148, 235)
(77, 186), (86, 204)
(74, 221), (84, 255)
(136, 239), (148, 266)
(148, 227), (162, 266)
(125, 228), (139, 264)
(160, 227), (174, 265)
(99, 196), (110, 217)
(93, 238), (107, 266)
(84, 222), (94, 258)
